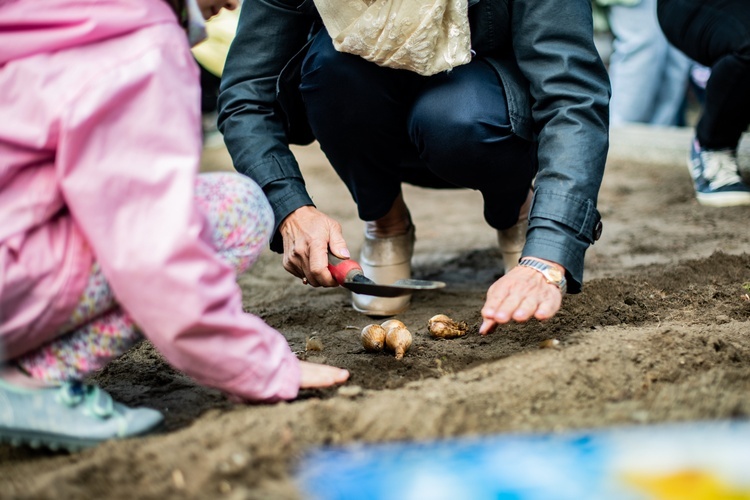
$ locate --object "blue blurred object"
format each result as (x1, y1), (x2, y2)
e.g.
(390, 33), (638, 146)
(297, 421), (750, 500)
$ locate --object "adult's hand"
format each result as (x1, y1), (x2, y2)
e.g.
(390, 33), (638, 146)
(299, 361), (350, 389)
(279, 206), (351, 287)
(479, 257), (564, 335)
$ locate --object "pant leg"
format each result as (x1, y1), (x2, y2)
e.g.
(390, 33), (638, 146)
(407, 60), (537, 230)
(651, 43), (691, 126)
(199, 62), (221, 114)
(608, 0), (688, 126)
(193, 172), (274, 274)
(16, 262), (140, 382)
(658, 0), (750, 149)
(16, 172), (271, 382)
(17, 306), (139, 382)
(301, 30), (535, 229)
(300, 29), (431, 222)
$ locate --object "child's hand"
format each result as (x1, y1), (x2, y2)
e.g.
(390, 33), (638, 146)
(299, 361), (350, 389)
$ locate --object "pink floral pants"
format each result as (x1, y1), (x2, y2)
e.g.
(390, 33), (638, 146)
(17, 172), (273, 382)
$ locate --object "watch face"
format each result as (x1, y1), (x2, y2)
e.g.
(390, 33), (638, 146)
(547, 268), (563, 282)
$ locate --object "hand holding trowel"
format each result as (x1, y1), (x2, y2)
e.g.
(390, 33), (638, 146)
(327, 253), (445, 297)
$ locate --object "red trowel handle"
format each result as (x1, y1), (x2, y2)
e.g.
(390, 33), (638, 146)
(328, 253), (364, 284)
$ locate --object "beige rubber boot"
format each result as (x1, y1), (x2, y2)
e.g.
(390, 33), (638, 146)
(497, 189), (532, 275)
(352, 226), (415, 317)
(497, 219), (527, 274)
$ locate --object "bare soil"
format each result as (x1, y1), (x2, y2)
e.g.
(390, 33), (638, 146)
(2, 142), (750, 499)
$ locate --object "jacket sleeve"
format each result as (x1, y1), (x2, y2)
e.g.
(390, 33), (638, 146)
(511, 0), (611, 293)
(218, 0), (317, 253)
(56, 23), (300, 402)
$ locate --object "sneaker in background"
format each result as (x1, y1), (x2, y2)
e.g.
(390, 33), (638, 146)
(0, 378), (163, 452)
(739, 159), (750, 185)
(688, 139), (750, 207)
(202, 111), (225, 149)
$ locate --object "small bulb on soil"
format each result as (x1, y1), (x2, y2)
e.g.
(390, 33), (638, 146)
(306, 336), (323, 352)
(380, 319), (406, 333)
(539, 338), (560, 349)
(385, 327), (412, 360)
(428, 314), (468, 339)
(361, 324), (387, 352)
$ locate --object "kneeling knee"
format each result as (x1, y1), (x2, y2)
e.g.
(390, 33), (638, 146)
(196, 172), (274, 272)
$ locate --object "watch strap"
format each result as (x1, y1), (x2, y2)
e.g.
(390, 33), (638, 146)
(518, 258), (567, 295)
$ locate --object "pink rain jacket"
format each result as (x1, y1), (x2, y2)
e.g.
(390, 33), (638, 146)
(0, 0), (300, 401)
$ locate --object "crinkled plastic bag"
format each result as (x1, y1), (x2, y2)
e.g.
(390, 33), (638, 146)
(314, 0), (472, 76)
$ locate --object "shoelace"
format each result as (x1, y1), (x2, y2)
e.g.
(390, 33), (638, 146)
(58, 382), (115, 419)
(700, 149), (742, 189)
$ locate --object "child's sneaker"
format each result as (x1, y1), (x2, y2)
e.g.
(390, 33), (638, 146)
(688, 139), (750, 207)
(0, 377), (163, 452)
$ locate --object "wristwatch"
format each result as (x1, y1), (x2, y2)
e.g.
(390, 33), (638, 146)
(518, 258), (567, 295)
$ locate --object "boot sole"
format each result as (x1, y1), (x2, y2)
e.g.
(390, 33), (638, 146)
(351, 301), (410, 318)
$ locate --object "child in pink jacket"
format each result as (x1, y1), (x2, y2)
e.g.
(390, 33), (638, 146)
(0, 0), (349, 451)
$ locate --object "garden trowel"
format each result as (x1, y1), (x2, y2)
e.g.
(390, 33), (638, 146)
(327, 253), (445, 297)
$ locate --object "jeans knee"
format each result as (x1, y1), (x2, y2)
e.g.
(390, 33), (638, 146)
(411, 105), (464, 153)
(195, 172), (273, 273)
(409, 102), (512, 170)
(301, 33), (368, 99)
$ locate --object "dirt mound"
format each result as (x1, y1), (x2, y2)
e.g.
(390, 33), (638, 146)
(2, 146), (749, 499)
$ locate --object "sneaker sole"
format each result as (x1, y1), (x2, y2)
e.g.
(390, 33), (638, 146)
(0, 428), (103, 452)
(0, 423), (162, 453)
(351, 301), (410, 318)
(695, 191), (750, 207)
(686, 157), (750, 207)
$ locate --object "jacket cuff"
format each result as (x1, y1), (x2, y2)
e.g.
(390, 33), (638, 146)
(522, 188), (602, 293)
(232, 350), (301, 403)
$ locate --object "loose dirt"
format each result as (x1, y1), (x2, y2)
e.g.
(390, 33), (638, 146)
(2, 141), (749, 499)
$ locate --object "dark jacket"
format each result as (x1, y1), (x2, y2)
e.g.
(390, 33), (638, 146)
(218, 0), (611, 293)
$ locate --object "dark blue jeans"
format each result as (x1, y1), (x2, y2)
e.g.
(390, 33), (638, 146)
(658, 0), (750, 150)
(299, 30), (537, 231)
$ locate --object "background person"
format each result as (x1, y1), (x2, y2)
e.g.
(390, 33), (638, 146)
(596, 0), (691, 126)
(657, 0), (750, 206)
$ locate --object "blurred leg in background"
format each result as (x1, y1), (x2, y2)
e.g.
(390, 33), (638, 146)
(606, 0), (691, 126)
(658, 0), (750, 205)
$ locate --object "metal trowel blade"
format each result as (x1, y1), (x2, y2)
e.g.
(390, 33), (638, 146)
(341, 276), (446, 297)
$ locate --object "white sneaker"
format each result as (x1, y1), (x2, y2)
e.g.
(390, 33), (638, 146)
(688, 140), (750, 207)
(0, 378), (163, 452)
